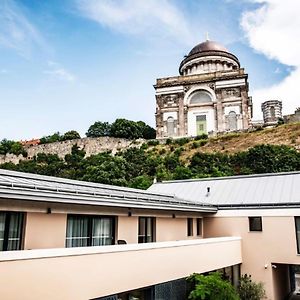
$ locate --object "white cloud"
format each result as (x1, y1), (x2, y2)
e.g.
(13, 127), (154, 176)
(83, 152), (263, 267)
(76, 0), (195, 46)
(0, 0), (48, 58)
(44, 61), (76, 82)
(241, 0), (300, 118)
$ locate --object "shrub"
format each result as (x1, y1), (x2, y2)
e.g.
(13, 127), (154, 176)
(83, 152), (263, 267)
(166, 138), (173, 145)
(147, 140), (159, 146)
(238, 274), (266, 300)
(188, 272), (239, 300)
(175, 137), (190, 146)
(195, 134), (208, 140)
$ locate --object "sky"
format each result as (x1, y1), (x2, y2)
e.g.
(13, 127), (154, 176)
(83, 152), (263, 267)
(0, 0), (299, 140)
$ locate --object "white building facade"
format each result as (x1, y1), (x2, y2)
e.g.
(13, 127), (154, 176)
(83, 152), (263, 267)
(155, 40), (253, 138)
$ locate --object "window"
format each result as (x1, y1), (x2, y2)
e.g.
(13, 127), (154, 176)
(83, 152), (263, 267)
(0, 211), (24, 251)
(66, 215), (115, 248)
(138, 217), (155, 243)
(196, 218), (203, 236)
(167, 117), (175, 136)
(249, 217), (262, 232)
(228, 111), (237, 131)
(270, 106), (275, 118)
(295, 217), (300, 254)
(190, 90), (212, 104)
(187, 218), (193, 236)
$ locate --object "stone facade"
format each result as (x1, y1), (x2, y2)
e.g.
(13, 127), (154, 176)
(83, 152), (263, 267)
(284, 108), (300, 124)
(0, 137), (145, 165)
(155, 40), (253, 138)
(261, 100), (283, 126)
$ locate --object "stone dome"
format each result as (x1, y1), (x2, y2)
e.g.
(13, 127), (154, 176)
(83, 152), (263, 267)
(189, 40), (229, 56)
(179, 40), (240, 76)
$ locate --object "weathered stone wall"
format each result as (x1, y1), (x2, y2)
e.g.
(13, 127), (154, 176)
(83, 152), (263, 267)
(0, 137), (145, 165)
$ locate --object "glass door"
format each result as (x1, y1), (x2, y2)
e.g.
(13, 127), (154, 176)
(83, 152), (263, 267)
(196, 115), (207, 135)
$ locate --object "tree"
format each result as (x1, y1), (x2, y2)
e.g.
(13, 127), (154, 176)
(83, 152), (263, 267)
(110, 118), (141, 139)
(136, 121), (156, 139)
(86, 121), (111, 137)
(188, 272), (239, 300)
(40, 132), (62, 144)
(62, 130), (81, 141)
(238, 274), (266, 300)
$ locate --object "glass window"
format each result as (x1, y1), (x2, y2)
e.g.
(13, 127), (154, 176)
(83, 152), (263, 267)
(187, 218), (193, 236)
(190, 91), (212, 104)
(0, 211), (24, 251)
(295, 217), (300, 254)
(66, 215), (115, 248)
(196, 218), (203, 236)
(138, 217), (155, 243)
(249, 217), (262, 232)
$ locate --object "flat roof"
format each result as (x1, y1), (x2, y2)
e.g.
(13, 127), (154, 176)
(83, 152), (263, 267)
(148, 171), (300, 209)
(0, 169), (217, 213)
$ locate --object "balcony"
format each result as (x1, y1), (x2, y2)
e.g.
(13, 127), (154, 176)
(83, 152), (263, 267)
(0, 237), (242, 300)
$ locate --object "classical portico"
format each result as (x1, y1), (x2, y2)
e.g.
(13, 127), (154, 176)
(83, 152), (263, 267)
(154, 40), (253, 138)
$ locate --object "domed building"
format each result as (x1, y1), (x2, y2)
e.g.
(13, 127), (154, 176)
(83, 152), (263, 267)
(154, 39), (253, 138)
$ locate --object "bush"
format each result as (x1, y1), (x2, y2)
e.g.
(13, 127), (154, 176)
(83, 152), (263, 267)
(86, 121), (111, 138)
(238, 274), (266, 300)
(195, 134), (208, 140)
(62, 130), (81, 141)
(0, 139), (26, 156)
(166, 138), (173, 145)
(188, 272), (239, 300)
(175, 137), (190, 146)
(147, 140), (159, 146)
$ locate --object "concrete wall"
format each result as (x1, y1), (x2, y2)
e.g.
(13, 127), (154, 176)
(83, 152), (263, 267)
(0, 237), (242, 300)
(0, 137), (145, 164)
(204, 211), (300, 300)
(24, 212), (67, 250)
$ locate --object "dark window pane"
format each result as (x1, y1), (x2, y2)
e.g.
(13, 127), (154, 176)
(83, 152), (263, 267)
(187, 218), (193, 236)
(66, 215), (114, 248)
(138, 217), (154, 243)
(196, 218), (202, 236)
(0, 213), (6, 251)
(249, 217), (262, 231)
(0, 212), (24, 251)
(295, 217), (300, 254)
(7, 212), (24, 251)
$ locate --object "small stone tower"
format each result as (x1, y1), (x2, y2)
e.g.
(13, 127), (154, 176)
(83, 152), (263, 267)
(261, 100), (282, 126)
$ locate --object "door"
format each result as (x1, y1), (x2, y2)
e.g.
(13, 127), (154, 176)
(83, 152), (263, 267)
(196, 115), (207, 135)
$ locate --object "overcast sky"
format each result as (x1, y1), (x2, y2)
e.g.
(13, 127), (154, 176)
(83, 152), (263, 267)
(0, 0), (299, 140)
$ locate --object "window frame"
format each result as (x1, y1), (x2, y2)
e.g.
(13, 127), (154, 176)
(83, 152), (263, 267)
(65, 214), (115, 248)
(0, 211), (25, 251)
(295, 217), (300, 254)
(138, 217), (155, 243)
(187, 218), (194, 237)
(248, 216), (262, 232)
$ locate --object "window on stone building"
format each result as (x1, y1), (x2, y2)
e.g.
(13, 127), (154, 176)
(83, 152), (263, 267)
(0, 211), (24, 251)
(228, 111), (237, 131)
(270, 106), (276, 118)
(167, 117), (175, 136)
(190, 90), (212, 104)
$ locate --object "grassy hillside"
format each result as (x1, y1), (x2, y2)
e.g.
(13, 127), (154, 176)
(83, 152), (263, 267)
(1, 123), (299, 189)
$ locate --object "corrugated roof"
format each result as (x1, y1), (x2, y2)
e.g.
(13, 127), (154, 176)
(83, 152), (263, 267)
(148, 172), (300, 208)
(0, 169), (216, 213)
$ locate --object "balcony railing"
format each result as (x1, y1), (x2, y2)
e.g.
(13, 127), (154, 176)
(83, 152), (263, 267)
(0, 236), (242, 300)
